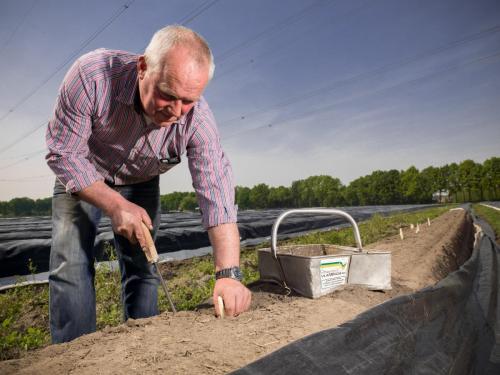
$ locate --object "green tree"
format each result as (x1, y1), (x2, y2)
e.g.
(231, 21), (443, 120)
(366, 170), (402, 205)
(161, 192), (188, 211)
(248, 183), (270, 209)
(416, 167), (438, 203)
(400, 166), (420, 203)
(8, 197), (35, 216)
(34, 198), (52, 215)
(268, 186), (293, 208)
(481, 157), (500, 200)
(344, 176), (370, 206)
(0, 201), (8, 216)
(459, 160), (477, 202)
(447, 163), (461, 202)
(235, 186), (251, 210)
(178, 194), (198, 211)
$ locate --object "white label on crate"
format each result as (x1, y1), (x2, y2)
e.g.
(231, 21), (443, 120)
(320, 257), (350, 290)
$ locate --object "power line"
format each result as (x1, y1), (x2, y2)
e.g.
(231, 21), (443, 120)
(0, 174), (52, 182)
(216, 0), (332, 64)
(0, 149), (45, 171)
(0, 120), (46, 156)
(179, 0), (221, 26)
(214, 0), (371, 80)
(0, 0), (136, 125)
(0, 0), (38, 55)
(0, 148), (45, 162)
(0, 0), (223, 157)
(5, 50), (499, 182)
(217, 23), (500, 128)
(222, 49), (500, 141)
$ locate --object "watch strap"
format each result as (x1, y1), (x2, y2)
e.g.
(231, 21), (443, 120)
(215, 266), (243, 281)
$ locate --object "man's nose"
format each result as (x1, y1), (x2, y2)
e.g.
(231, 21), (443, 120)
(169, 99), (182, 117)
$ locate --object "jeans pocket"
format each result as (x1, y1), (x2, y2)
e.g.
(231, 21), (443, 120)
(53, 179), (68, 197)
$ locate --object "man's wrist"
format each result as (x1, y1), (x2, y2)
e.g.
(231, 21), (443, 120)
(78, 181), (125, 216)
(215, 266), (243, 281)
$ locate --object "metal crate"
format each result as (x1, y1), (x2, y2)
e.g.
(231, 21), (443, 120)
(258, 209), (391, 298)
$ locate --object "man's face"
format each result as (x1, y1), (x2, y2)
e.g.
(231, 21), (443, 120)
(137, 47), (209, 127)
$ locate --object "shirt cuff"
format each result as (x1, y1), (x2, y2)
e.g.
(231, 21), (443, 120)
(202, 205), (238, 229)
(63, 173), (104, 194)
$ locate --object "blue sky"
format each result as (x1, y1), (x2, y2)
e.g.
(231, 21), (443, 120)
(0, 0), (499, 200)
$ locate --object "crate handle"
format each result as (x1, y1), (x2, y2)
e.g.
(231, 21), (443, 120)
(271, 208), (363, 259)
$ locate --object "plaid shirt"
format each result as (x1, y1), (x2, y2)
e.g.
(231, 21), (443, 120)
(46, 49), (236, 228)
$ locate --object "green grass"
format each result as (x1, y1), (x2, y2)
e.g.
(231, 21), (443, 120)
(0, 283), (50, 360)
(473, 204), (500, 242)
(0, 205), (454, 360)
(283, 205), (453, 248)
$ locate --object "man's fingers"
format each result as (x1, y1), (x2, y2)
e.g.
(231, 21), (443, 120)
(227, 295), (237, 317)
(235, 290), (251, 316)
(134, 224), (148, 251)
(213, 279), (252, 317)
(141, 212), (153, 230)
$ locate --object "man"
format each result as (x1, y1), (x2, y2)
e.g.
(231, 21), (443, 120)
(46, 25), (251, 344)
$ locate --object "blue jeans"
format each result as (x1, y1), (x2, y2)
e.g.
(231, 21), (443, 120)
(49, 177), (161, 343)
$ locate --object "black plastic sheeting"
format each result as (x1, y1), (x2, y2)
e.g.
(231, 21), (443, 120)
(0, 205), (435, 277)
(233, 206), (500, 375)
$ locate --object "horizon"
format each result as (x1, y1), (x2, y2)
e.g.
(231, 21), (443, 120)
(1, 0), (499, 200)
(0, 154), (495, 201)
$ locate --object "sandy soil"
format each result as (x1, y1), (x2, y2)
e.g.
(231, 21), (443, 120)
(0, 209), (473, 374)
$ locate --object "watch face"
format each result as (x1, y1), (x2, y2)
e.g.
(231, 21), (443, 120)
(233, 268), (243, 281)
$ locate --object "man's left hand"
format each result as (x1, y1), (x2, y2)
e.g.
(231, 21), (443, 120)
(213, 278), (251, 317)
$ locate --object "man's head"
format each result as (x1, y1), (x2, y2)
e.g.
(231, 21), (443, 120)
(138, 25), (214, 127)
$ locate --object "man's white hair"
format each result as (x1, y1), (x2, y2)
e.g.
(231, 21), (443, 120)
(144, 25), (215, 80)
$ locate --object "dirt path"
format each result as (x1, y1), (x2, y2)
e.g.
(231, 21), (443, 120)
(0, 209), (473, 374)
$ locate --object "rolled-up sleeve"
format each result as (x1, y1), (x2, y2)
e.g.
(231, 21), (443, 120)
(187, 103), (237, 229)
(45, 58), (103, 193)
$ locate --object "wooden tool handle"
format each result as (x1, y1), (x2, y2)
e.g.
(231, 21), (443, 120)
(140, 222), (159, 263)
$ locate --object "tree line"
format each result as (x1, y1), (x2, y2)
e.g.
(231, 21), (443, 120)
(0, 197), (52, 217)
(0, 157), (498, 217)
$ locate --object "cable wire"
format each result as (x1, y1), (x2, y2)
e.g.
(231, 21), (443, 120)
(214, 0), (370, 80)
(0, 0), (136, 124)
(0, 120), (46, 156)
(0, 149), (45, 171)
(179, 0), (220, 26)
(216, 0), (331, 64)
(0, 174), (52, 182)
(218, 23), (500, 127)
(222, 49), (500, 141)
(0, 0), (221, 157)
(0, 0), (38, 55)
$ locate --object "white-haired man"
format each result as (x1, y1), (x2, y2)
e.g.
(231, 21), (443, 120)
(46, 25), (251, 343)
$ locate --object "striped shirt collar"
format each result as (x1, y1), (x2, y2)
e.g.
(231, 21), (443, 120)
(116, 62), (138, 107)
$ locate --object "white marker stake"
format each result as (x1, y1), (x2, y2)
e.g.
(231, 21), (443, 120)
(410, 223), (414, 229)
(416, 224), (420, 234)
(399, 228), (404, 240)
(217, 296), (225, 319)
(427, 218), (431, 226)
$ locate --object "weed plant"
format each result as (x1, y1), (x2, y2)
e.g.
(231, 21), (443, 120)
(0, 205), (455, 359)
(0, 260), (49, 360)
(285, 206), (453, 248)
(472, 204), (500, 242)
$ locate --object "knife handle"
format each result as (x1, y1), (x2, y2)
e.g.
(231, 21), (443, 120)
(140, 222), (159, 263)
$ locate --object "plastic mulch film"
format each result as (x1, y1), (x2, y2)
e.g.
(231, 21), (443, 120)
(233, 206), (500, 375)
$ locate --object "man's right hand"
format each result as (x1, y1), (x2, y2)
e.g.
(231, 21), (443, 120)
(77, 181), (153, 249)
(109, 199), (153, 249)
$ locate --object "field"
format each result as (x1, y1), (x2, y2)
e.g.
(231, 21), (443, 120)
(0, 206), (479, 374)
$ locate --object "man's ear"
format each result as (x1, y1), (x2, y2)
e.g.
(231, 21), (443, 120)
(137, 56), (147, 79)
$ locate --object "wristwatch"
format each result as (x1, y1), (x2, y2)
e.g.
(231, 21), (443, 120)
(215, 266), (243, 281)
